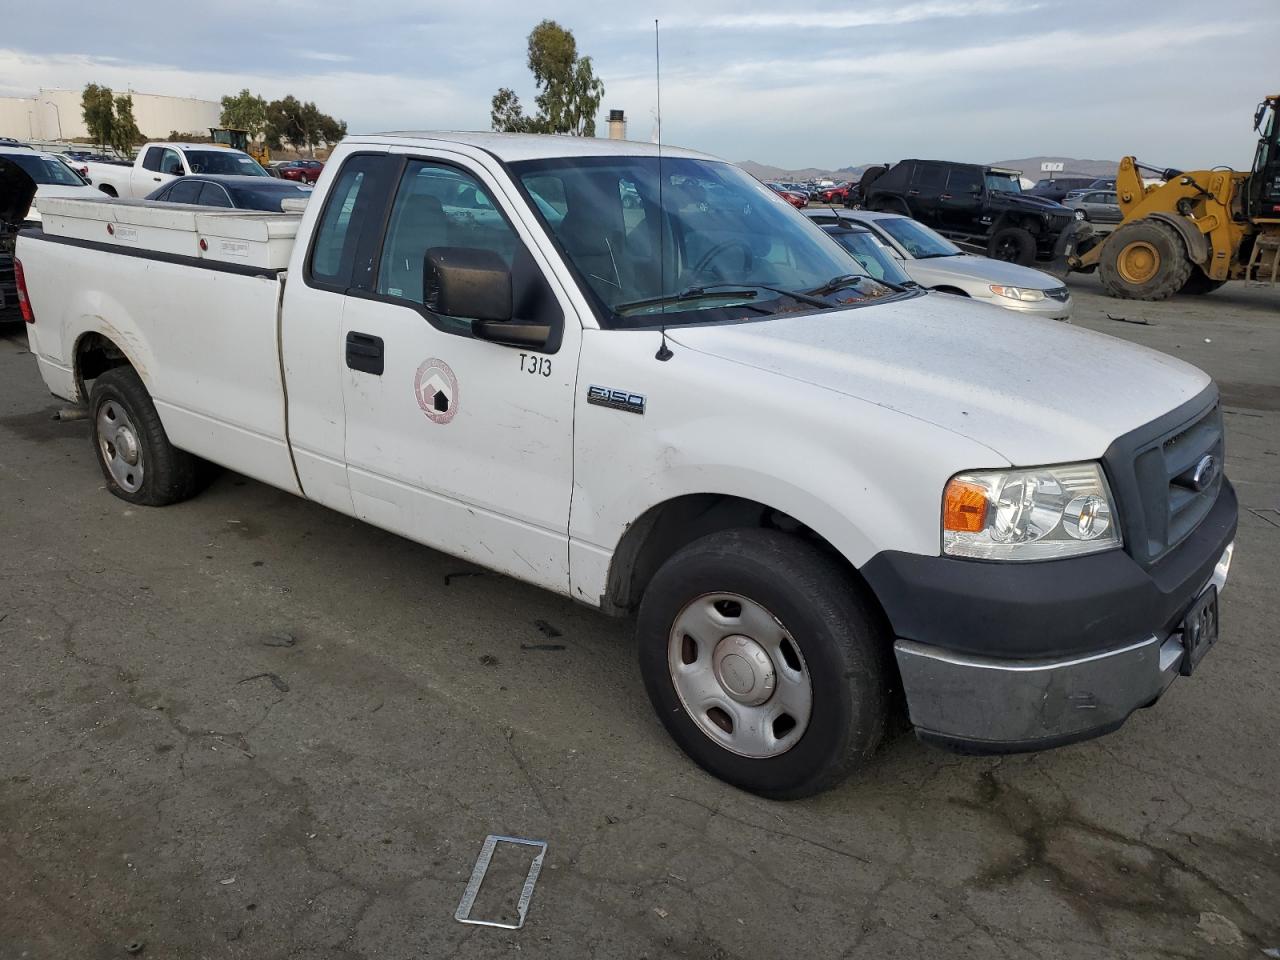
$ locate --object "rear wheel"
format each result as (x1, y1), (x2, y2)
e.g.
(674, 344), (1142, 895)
(1179, 271), (1228, 296)
(637, 529), (889, 799)
(987, 226), (1037, 265)
(89, 366), (203, 506)
(1098, 219), (1192, 300)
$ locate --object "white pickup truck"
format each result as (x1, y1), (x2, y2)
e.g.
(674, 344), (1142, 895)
(15, 133), (1237, 798)
(84, 141), (270, 199)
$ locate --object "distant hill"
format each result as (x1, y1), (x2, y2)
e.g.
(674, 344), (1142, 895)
(737, 156), (1119, 183)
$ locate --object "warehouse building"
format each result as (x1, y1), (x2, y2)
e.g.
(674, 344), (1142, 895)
(0, 88), (219, 142)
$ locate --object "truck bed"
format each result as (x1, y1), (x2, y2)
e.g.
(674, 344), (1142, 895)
(36, 196), (301, 269)
(19, 197), (302, 494)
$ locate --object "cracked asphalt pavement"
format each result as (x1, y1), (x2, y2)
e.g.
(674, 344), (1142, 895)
(1, 273), (1278, 959)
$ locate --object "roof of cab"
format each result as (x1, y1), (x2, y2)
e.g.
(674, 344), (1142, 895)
(353, 131), (722, 163)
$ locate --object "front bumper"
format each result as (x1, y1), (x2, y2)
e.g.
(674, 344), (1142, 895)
(977, 292), (1073, 321)
(863, 479), (1238, 753)
(895, 542), (1232, 752)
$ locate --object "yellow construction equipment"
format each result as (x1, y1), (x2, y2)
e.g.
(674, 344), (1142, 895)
(209, 128), (271, 169)
(1068, 94), (1280, 299)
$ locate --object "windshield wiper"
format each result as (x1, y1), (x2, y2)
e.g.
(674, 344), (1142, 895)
(808, 273), (906, 295)
(615, 282), (831, 314)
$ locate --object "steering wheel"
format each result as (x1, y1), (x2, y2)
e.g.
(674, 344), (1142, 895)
(691, 240), (754, 280)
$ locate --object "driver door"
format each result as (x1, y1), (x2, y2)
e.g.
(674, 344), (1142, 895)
(336, 152), (582, 594)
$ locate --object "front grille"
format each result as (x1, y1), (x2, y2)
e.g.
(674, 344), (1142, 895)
(1104, 392), (1224, 565)
(1044, 286), (1070, 302)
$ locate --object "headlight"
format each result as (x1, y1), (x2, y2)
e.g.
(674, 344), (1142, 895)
(989, 284), (1046, 302)
(942, 462), (1121, 560)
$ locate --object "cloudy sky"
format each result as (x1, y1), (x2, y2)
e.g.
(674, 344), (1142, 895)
(2, 0), (1274, 169)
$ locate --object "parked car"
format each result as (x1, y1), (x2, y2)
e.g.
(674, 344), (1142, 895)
(814, 220), (917, 288)
(766, 181), (808, 208)
(818, 181), (854, 204)
(1063, 178), (1119, 203)
(145, 175), (314, 212)
(1064, 189), (1123, 224)
(0, 137), (32, 150)
(862, 159), (1079, 265)
(0, 147), (98, 223)
(806, 208), (1073, 319)
(1027, 176), (1096, 202)
(275, 159), (325, 184)
(0, 156), (36, 321)
(84, 142), (270, 199)
(18, 132), (1234, 799)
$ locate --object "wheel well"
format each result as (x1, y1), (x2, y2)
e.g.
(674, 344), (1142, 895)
(74, 332), (131, 401)
(602, 494), (859, 616)
(98, 184), (118, 197)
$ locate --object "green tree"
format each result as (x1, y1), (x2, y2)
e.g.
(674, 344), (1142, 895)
(315, 114), (347, 149)
(81, 83), (116, 150)
(111, 94), (142, 155)
(264, 95), (306, 151)
(219, 89), (268, 141)
(490, 20), (605, 136)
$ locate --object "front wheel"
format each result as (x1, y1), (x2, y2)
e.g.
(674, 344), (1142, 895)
(1098, 219), (1192, 300)
(987, 226), (1037, 265)
(637, 529), (889, 799)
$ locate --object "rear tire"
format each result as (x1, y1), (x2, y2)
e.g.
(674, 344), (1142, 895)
(637, 529), (889, 799)
(1098, 219), (1193, 301)
(89, 366), (203, 506)
(987, 226), (1037, 265)
(1179, 271), (1228, 296)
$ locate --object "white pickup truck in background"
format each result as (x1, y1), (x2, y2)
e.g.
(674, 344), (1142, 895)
(84, 141), (271, 199)
(14, 133), (1238, 798)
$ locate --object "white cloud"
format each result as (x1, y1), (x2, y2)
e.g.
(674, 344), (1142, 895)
(0, 47), (479, 131)
(677, 0), (1040, 30)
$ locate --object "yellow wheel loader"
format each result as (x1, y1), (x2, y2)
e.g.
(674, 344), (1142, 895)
(1066, 94), (1280, 300)
(209, 128), (271, 169)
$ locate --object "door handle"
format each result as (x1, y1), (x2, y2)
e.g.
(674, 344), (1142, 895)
(907, 190), (920, 196)
(153, 177), (161, 181)
(345, 331), (384, 375)
(940, 194), (952, 199)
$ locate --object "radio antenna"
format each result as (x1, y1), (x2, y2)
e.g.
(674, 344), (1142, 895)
(654, 17), (673, 361)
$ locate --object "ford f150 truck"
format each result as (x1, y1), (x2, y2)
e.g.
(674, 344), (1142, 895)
(84, 142), (271, 199)
(15, 133), (1237, 798)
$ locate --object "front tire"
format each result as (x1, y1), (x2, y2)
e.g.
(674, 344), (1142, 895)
(637, 529), (889, 799)
(987, 226), (1037, 265)
(1098, 219), (1193, 300)
(89, 366), (202, 506)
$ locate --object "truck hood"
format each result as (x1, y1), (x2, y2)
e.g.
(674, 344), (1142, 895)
(907, 253), (1062, 289)
(667, 293), (1210, 466)
(998, 193), (1072, 215)
(0, 157), (37, 226)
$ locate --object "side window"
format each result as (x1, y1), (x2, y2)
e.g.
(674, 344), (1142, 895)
(376, 161), (519, 303)
(141, 148), (162, 172)
(912, 163), (946, 191)
(198, 182), (233, 208)
(946, 167), (981, 195)
(167, 179), (204, 204)
(308, 154), (395, 288)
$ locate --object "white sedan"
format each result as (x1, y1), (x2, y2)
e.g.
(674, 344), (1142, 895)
(806, 208), (1072, 320)
(0, 148), (100, 224)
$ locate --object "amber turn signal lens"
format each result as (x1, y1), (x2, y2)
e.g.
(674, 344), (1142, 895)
(943, 479), (988, 532)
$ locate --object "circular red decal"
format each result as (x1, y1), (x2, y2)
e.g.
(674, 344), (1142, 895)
(414, 358), (459, 424)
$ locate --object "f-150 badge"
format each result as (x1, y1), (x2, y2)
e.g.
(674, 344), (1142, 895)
(416, 358), (459, 424)
(587, 385), (645, 415)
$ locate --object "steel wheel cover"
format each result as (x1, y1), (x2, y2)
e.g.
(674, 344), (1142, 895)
(667, 592), (813, 758)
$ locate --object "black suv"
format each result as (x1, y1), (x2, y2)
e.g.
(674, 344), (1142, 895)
(858, 159), (1077, 265)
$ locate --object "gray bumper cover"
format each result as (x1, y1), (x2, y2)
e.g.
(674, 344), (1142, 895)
(894, 543), (1233, 752)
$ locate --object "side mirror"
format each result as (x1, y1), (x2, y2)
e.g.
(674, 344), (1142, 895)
(167, 165), (184, 176)
(424, 247), (550, 348)
(968, 184), (982, 194)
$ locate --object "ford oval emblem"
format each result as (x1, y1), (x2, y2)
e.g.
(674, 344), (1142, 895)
(1191, 454), (1218, 492)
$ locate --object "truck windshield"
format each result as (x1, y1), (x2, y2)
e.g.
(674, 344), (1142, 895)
(182, 150), (269, 177)
(2, 152), (86, 186)
(985, 173), (1022, 194)
(511, 155), (894, 324)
